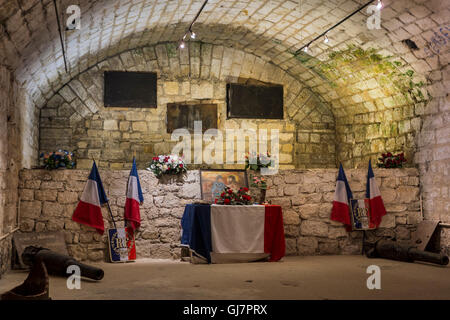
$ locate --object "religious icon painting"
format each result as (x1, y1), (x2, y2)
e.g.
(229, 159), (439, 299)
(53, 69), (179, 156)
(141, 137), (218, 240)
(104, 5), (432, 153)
(199, 169), (248, 203)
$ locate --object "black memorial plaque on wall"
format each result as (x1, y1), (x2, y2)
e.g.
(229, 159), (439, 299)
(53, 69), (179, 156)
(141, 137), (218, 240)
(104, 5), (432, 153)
(226, 83), (284, 119)
(166, 103), (218, 133)
(104, 71), (157, 108)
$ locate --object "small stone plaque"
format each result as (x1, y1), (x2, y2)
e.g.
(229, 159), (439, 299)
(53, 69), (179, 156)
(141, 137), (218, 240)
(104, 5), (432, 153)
(13, 231), (68, 269)
(166, 103), (218, 133)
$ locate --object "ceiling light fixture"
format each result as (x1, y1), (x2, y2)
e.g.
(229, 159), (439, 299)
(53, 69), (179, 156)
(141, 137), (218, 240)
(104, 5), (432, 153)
(377, 0), (383, 10)
(178, 0), (208, 49)
(324, 34), (329, 44)
(295, 0), (379, 55)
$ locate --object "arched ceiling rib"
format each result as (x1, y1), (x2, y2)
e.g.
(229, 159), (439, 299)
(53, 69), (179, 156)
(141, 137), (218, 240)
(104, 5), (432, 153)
(0, 0), (446, 119)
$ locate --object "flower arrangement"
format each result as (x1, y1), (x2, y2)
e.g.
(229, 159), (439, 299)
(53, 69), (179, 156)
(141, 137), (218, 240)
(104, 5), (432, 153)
(214, 186), (252, 205)
(245, 152), (273, 171)
(377, 152), (407, 168)
(250, 175), (268, 190)
(40, 150), (76, 170)
(147, 154), (187, 177)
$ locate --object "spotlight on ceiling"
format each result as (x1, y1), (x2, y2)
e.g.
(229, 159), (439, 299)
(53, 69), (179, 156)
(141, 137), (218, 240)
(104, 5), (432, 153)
(376, 0), (383, 10)
(303, 46), (309, 53)
(190, 31), (196, 39)
(179, 41), (186, 49)
(324, 34), (329, 44)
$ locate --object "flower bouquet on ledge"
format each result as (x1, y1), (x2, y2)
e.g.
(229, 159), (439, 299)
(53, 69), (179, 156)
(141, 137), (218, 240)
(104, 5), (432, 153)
(40, 150), (76, 170)
(250, 174), (268, 204)
(245, 152), (273, 171)
(214, 186), (252, 205)
(147, 154), (187, 178)
(377, 152), (407, 168)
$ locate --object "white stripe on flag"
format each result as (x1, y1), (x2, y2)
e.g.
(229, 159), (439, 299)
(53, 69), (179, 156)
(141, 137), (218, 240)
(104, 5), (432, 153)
(116, 228), (129, 262)
(80, 179), (101, 206)
(369, 177), (381, 198)
(127, 176), (140, 202)
(334, 180), (349, 204)
(211, 205), (265, 253)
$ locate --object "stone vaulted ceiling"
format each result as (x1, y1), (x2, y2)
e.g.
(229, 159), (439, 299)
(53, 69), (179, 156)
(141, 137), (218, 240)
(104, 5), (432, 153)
(0, 0), (447, 121)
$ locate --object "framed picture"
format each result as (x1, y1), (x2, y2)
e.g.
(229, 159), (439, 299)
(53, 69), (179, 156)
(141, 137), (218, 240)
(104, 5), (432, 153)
(199, 169), (248, 203)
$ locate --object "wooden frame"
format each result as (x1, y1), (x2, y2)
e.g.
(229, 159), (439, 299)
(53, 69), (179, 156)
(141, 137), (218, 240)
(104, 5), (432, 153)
(199, 169), (248, 203)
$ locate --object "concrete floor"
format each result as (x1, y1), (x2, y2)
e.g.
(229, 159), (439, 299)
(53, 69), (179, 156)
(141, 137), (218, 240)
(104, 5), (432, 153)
(0, 256), (449, 300)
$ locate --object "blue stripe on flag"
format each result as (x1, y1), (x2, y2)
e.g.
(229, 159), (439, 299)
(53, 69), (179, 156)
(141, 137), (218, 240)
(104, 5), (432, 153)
(130, 157), (144, 203)
(88, 161), (108, 205)
(337, 163), (353, 201)
(366, 159), (374, 198)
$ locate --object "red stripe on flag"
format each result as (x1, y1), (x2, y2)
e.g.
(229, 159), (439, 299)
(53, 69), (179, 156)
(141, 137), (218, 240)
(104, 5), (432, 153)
(124, 198), (141, 230)
(72, 200), (105, 234)
(264, 205), (285, 262)
(331, 201), (351, 228)
(369, 196), (386, 227)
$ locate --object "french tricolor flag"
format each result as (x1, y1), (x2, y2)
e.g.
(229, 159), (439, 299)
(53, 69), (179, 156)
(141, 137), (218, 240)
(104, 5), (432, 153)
(124, 157), (144, 231)
(366, 160), (386, 227)
(331, 164), (353, 230)
(72, 161), (108, 234)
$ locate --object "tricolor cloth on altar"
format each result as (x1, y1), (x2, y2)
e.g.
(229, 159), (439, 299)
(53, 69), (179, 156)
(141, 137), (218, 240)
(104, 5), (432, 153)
(181, 204), (285, 263)
(72, 161), (108, 234)
(124, 157), (144, 231)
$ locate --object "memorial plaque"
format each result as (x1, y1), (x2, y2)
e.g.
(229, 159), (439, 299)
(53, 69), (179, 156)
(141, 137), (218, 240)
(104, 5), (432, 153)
(13, 231), (68, 268)
(104, 71), (157, 108)
(166, 103), (218, 133)
(226, 83), (284, 119)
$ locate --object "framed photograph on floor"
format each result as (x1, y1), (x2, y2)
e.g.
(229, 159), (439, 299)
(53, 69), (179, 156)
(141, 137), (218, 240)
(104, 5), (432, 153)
(199, 169), (248, 203)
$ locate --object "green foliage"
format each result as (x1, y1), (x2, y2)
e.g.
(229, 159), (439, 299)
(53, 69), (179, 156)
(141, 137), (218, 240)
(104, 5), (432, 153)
(293, 44), (431, 104)
(40, 150), (76, 170)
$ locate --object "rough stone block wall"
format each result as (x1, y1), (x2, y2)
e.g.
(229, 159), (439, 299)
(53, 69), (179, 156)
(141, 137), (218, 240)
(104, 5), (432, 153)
(18, 168), (421, 262)
(0, 65), (21, 276)
(263, 168), (423, 255)
(39, 43), (336, 171)
(0, 235), (13, 277)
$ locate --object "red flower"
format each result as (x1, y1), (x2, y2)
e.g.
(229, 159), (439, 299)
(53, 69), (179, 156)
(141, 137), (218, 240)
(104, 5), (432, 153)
(220, 192), (225, 197)
(224, 198), (230, 204)
(152, 157), (158, 161)
(179, 164), (183, 168)
(242, 187), (249, 192)
(214, 198), (218, 204)
(228, 189), (233, 194)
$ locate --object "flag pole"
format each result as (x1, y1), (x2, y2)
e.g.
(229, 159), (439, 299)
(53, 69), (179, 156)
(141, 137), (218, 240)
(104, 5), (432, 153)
(106, 202), (117, 230)
(93, 157), (117, 230)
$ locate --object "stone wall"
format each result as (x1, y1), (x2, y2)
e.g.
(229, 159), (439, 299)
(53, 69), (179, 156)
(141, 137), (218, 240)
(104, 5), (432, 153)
(0, 65), (21, 275)
(0, 235), (13, 277)
(263, 168), (423, 255)
(18, 167), (422, 262)
(39, 42), (336, 171)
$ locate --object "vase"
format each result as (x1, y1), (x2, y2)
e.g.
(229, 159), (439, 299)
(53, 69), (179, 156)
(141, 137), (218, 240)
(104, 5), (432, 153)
(259, 188), (266, 204)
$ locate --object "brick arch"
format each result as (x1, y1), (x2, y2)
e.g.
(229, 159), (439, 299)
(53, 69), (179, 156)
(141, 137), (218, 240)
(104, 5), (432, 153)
(2, 0), (448, 244)
(0, 0), (440, 170)
(2, 0), (431, 111)
(40, 42), (337, 169)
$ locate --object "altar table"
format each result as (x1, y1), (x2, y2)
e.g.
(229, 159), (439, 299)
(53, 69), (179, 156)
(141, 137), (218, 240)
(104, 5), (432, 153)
(181, 204), (285, 264)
